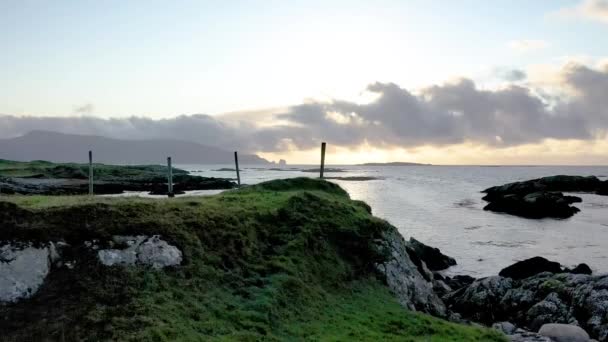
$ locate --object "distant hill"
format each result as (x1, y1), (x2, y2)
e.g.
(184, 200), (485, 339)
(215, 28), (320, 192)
(359, 162), (431, 166)
(0, 131), (270, 165)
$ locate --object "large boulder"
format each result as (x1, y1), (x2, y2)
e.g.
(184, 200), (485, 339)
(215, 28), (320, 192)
(375, 229), (447, 317)
(406, 237), (457, 271)
(500, 257), (564, 280)
(538, 323), (590, 342)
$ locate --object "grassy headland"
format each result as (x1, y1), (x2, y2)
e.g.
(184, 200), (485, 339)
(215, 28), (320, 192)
(0, 178), (505, 341)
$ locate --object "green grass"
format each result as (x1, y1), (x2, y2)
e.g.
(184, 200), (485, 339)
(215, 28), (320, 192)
(0, 158), (188, 180)
(0, 178), (505, 341)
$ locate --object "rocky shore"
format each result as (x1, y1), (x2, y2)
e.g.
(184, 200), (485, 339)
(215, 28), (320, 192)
(482, 175), (608, 219)
(1, 177), (605, 340)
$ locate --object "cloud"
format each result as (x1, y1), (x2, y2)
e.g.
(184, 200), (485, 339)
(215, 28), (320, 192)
(507, 40), (550, 53)
(1, 62), (608, 154)
(555, 0), (608, 23)
(494, 68), (527, 82)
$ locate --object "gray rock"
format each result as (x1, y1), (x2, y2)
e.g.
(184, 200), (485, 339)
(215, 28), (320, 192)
(446, 276), (513, 323)
(493, 321), (517, 334)
(375, 229), (446, 317)
(0, 243), (50, 303)
(137, 235), (182, 269)
(526, 292), (574, 331)
(538, 323), (590, 342)
(97, 235), (182, 269)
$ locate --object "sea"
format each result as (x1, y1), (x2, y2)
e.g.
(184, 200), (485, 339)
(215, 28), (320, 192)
(129, 164), (608, 277)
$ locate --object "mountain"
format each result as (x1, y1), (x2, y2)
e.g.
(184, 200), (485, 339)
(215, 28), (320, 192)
(359, 162), (431, 166)
(0, 131), (270, 165)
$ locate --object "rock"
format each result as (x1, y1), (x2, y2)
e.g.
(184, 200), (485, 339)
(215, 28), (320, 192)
(538, 323), (590, 342)
(444, 274), (476, 290)
(0, 243), (50, 303)
(482, 175), (605, 219)
(449, 271), (608, 341)
(445, 276), (513, 323)
(568, 264), (593, 275)
(137, 236), (183, 269)
(484, 191), (581, 219)
(500, 257), (563, 280)
(375, 229), (447, 317)
(493, 321), (518, 335)
(406, 237), (457, 271)
(97, 235), (182, 269)
(526, 292), (575, 331)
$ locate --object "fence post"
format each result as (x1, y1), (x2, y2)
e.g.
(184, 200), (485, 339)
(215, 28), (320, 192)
(320, 142), (326, 179)
(88, 150), (94, 195)
(234, 151), (241, 187)
(167, 157), (174, 197)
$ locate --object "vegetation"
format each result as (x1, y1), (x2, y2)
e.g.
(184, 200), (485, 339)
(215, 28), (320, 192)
(0, 178), (505, 341)
(0, 158), (188, 180)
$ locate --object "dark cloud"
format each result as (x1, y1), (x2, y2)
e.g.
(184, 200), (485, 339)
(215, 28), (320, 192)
(1, 64), (607, 152)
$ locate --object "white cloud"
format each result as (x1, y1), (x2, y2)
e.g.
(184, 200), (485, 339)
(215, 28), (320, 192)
(555, 0), (608, 23)
(507, 40), (550, 53)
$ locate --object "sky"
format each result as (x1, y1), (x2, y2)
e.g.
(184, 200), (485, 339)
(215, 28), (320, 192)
(1, 0), (608, 164)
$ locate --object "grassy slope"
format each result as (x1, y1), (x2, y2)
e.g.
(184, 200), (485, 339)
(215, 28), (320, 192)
(0, 178), (505, 341)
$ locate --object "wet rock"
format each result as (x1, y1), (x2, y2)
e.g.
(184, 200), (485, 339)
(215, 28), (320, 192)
(538, 323), (590, 342)
(483, 191), (581, 219)
(406, 237), (457, 271)
(482, 175), (604, 219)
(375, 229), (447, 317)
(500, 257), (563, 280)
(0, 243), (50, 303)
(97, 235), (182, 269)
(444, 274), (476, 290)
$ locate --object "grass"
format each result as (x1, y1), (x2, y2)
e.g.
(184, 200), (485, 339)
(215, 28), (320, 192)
(0, 178), (505, 341)
(0, 158), (188, 180)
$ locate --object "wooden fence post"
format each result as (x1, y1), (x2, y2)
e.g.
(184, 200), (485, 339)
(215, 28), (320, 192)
(167, 157), (174, 197)
(234, 151), (241, 187)
(320, 142), (326, 179)
(88, 150), (94, 195)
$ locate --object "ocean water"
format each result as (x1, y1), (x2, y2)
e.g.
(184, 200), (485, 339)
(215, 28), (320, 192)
(178, 164), (608, 277)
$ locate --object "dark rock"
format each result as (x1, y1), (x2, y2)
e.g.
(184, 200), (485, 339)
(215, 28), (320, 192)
(569, 263), (593, 275)
(444, 275), (476, 290)
(406, 237), (457, 271)
(500, 257), (563, 280)
(482, 175), (604, 219)
(445, 276), (513, 323)
(484, 191), (581, 219)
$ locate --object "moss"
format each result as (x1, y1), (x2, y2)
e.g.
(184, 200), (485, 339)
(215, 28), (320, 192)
(0, 178), (505, 341)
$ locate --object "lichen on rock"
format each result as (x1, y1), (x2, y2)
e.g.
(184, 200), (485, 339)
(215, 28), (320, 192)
(96, 235), (182, 269)
(0, 243), (50, 303)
